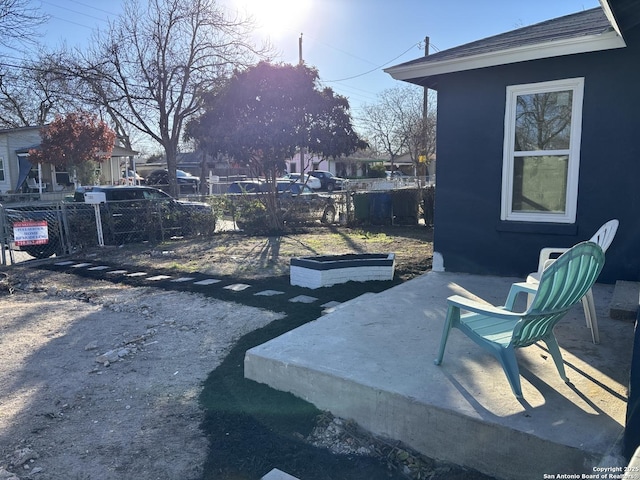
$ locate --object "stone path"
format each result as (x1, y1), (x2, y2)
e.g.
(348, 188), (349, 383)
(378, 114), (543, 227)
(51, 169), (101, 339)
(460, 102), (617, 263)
(50, 260), (341, 311)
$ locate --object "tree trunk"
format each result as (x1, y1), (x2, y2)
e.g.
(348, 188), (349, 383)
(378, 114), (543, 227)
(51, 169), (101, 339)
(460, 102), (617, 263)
(164, 141), (179, 198)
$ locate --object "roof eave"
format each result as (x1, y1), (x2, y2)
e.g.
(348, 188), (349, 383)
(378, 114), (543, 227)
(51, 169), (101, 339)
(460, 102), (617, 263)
(599, 0), (623, 37)
(385, 30), (626, 83)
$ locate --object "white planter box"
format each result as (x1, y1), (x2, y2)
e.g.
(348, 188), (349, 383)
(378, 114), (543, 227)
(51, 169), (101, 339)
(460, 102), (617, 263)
(290, 253), (395, 289)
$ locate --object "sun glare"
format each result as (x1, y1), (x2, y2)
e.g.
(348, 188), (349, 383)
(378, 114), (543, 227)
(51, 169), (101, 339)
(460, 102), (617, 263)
(238, 0), (312, 38)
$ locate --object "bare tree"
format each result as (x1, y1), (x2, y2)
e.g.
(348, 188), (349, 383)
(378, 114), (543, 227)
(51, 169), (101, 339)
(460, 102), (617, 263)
(362, 85), (436, 175)
(408, 89), (437, 177)
(0, 1), (55, 126)
(65, 0), (269, 196)
(0, 0), (49, 51)
(0, 52), (73, 127)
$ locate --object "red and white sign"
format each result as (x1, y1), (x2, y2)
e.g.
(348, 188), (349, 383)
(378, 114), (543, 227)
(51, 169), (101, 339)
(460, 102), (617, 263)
(13, 220), (49, 246)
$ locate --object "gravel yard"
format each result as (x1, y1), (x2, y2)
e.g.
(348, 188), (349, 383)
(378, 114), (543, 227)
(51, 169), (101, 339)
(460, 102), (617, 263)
(0, 225), (467, 480)
(0, 268), (282, 480)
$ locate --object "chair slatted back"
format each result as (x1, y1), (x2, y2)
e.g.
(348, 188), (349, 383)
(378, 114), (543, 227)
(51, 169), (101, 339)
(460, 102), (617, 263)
(512, 242), (605, 348)
(590, 219), (619, 253)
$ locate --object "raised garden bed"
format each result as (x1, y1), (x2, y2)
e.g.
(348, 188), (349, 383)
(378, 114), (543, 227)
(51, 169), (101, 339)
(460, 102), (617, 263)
(290, 253), (395, 289)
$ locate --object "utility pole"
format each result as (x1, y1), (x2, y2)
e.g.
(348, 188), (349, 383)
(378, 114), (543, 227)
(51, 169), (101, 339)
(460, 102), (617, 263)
(298, 33), (303, 65)
(422, 36), (430, 183)
(298, 33), (305, 173)
(423, 36), (429, 119)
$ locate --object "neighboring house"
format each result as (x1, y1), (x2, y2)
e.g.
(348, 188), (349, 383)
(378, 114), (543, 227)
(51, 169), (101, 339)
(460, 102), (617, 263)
(388, 152), (436, 180)
(144, 150), (342, 180)
(386, 0), (640, 284)
(0, 126), (138, 195)
(0, 126), (42, 193)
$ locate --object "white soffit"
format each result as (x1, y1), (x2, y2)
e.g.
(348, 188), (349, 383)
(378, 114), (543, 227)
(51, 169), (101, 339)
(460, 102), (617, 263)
(385, 30), (626, 81)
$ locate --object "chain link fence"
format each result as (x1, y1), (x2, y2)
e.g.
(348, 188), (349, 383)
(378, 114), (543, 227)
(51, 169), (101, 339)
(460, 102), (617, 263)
(1, 199), (216, 264)
(1, 184), (434, 264)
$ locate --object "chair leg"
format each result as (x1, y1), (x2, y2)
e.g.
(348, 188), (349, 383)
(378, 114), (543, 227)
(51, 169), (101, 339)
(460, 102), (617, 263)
(542, 335), (568, 383)
(434, 305), (458, 366)
(497, 347), (523, 398)
(581, 289), (599, 344)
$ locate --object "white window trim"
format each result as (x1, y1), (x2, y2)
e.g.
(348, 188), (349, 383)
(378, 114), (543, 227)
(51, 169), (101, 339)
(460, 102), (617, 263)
(500, 77), (585, 223)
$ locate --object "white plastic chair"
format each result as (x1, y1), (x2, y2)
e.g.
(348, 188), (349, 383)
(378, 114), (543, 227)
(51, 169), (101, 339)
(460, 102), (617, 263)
(27, 177), (47, 192)
(525, 219), (619, 344)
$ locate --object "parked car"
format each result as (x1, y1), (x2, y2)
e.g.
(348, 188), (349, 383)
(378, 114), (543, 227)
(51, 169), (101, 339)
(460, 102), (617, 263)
(227, 181), (264, 194)
(226, 180), (337, 225)
(121, 170), (144, 185)
(275, 182), (311, 195)
(276, 181), (337, 223)
(308, 170), (345, 192)
(145, 169), (200, 194)
(281, 173), (322, 190)
(7, 185), (215, 259)
(386, 170), (409, 179)
(73, 185), (209, 208)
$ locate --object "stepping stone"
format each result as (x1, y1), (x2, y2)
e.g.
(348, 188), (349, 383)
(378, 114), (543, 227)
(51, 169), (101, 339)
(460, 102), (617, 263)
(288, 294), (318, 304)
(88, 266), (110, 271)
(147, 275), (172, 281)
(126, 272), (148, 277)
(171, 277), (196, 283)
(321, 301), (341, 308)
(321, 301), (342, 315)
(106, 270), (128, 275)
(224, 283), (251, 292)
(262, 469), (300, 480)
(254, 290), (285, 296)
(54, 261), (74, 266)
(193, 278), (221, 286)
(71, 263), (92, 268)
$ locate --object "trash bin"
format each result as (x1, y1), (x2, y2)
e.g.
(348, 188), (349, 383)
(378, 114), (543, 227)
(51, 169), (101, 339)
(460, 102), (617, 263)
(391, 190), (419, 225)
(370, 193), (392, 225)
(352, 193), (369, 224)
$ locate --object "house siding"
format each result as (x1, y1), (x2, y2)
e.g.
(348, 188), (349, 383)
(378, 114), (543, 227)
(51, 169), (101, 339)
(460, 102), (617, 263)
(0, 128), (41, 193)
(432, 28), (640, 283)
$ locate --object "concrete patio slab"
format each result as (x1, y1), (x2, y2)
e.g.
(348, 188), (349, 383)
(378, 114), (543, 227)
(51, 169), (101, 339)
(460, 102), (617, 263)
(245, 271), (634, 480)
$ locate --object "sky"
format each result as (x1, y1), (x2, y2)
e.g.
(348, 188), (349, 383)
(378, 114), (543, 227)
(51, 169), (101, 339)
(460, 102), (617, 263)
(25, 0), (601, 129)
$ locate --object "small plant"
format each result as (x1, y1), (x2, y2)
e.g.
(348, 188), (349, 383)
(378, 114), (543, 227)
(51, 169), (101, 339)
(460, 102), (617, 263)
(369, 163), (387, 178)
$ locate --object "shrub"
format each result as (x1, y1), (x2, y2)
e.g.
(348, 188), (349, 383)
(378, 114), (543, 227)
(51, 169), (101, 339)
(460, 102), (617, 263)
(368, 163), (387, 178)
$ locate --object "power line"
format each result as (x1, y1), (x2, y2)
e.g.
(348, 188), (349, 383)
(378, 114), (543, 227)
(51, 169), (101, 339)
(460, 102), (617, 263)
(65, 0), (120, 16)
(40, 0), (111, 24)
(322, 42), (421, 83)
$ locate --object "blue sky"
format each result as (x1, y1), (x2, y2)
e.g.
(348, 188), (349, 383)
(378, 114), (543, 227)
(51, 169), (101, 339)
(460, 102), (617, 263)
(33, 0), (601, 122)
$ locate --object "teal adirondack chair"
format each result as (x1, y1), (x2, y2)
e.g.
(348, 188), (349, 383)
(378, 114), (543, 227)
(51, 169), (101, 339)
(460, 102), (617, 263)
(434, 241), (605, 398)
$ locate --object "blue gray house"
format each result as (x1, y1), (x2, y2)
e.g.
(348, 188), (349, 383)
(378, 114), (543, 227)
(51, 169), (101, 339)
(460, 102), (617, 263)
(386, 0), (639, 284)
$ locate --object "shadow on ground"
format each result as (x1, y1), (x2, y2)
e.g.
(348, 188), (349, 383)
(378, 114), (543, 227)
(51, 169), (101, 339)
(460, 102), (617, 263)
(38, 241), (493, 480)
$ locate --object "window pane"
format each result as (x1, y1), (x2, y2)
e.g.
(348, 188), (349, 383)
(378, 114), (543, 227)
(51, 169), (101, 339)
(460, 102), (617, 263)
(515, 91), (573, 151)
(0, 158), (4, 181)
(512, 155), (568, 213)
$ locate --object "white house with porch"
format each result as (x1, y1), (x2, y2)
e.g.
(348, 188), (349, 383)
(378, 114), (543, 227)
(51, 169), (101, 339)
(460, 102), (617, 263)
(0, 125), (138, 198)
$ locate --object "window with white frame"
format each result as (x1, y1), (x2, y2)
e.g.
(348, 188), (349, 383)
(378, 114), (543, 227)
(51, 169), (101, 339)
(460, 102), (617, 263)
(501, 78), (584, 223)
(0, 157), (4, 181)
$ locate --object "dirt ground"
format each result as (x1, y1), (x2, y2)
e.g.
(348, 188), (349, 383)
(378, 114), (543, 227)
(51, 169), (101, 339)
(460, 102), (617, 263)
(0, 225), (436, 480)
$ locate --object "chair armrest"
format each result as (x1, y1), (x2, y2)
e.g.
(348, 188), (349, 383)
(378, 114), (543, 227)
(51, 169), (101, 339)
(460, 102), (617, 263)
(537, 247), (569, 272)
(504, 282), (538, 310)
(447, 295), (522, 320)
